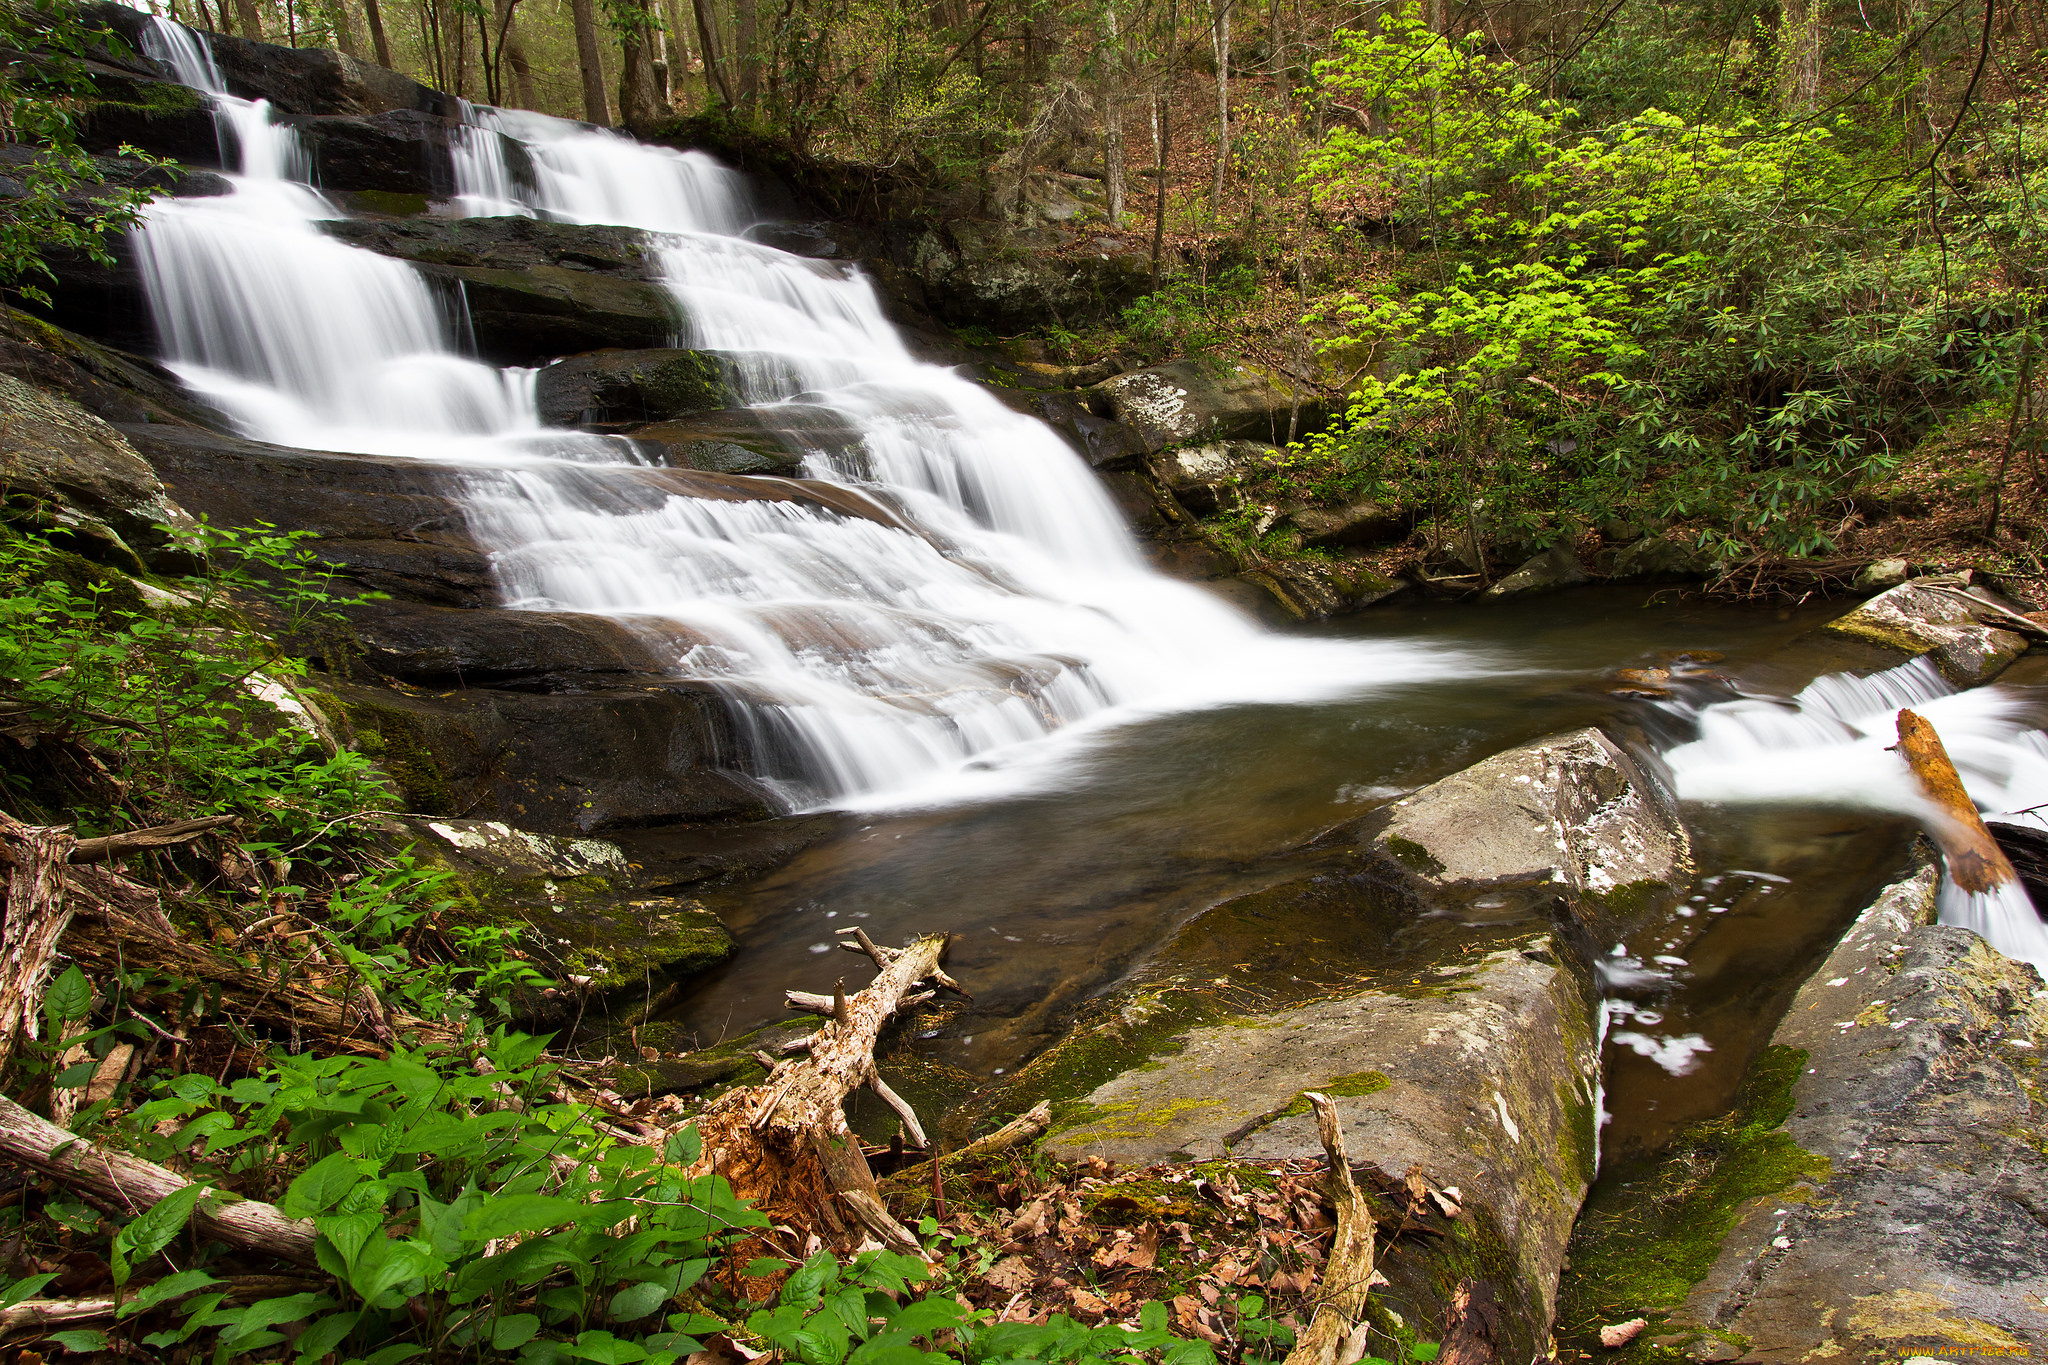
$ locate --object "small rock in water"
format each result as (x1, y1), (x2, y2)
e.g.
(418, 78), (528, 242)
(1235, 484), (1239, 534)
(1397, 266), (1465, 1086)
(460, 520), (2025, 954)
(1854, 557), (1910, 591)
(1600, 1318), (1648, 1348)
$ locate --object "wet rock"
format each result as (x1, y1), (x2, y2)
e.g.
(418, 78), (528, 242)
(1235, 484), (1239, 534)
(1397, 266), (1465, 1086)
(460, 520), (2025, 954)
(286, 109), (457, 196)
(1240, 559), (1405, 620)
(535, 348), (733, 429)
(883, 219), (1150, 332)
(1047, 935), (1601, 1361)
(1152, 440), (1271, 515)
(1820, 577), (2028, 685)
(742, 221), (846, 258)
(320, 216), (676, 364)
(347, 601), (684, 689)
(1290, 497), (1407, 550)
(315, 675), (772, 833)
(1612, 532), (1718, 581)
(0, 373), (198, 569)
(408, 816), (736, 1021)
(1853, 556), (1910, 591)
(1369, 726), (1690, 940)
(1090, 358), (1326, 452)
(86, 3), (456, 119)
(75, 78), (222, 165)
(1664, 867), (2048, 1360)
(987, 387), (1143, 470)
(0, 308), (227, 430)
(1483, 545), (1589, 599)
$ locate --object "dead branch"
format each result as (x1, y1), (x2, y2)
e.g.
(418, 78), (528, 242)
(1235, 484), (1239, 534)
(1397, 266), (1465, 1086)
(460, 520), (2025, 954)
(0, 1093), (320, 1266)
(879, 1099), (1053, 1195)
(0, 810), (78, 1055)
(1435, 1279), (1503, 1365)
(0, 1275), (320, 1333)
(1896, 708), (2019, 893)
(68, 815), (241, 866)
(687, 932), (952, 1254)
(1284, 1093), (1377, 1365)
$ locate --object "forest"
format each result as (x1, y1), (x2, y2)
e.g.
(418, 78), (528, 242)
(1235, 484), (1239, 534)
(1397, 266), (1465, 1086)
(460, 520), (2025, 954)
(1, 0), (2045, 1360)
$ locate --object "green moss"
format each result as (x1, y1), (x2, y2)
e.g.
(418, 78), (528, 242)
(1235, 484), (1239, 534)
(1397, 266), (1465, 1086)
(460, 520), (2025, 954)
(1579, 878), (1672, 926)
(1555, 1045), (1830, 1356)
(1820, 613), (1932, 659)
(1386, 836), (1446, 877)
(337, 189), (432, 217)
(328, 695), (453, 814)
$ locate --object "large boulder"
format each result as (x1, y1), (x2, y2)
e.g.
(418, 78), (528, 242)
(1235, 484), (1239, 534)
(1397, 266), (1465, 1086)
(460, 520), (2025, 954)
(1047, 936), (1601, 1364)
(880, 219), (1151, 332)
(1290, 497), (1407, 549)
(0, 373), (198, 569)
(1368, 726), (1691, 941)
(1483, 545), (1589, 599)
(1151, 440), (1269, 516)
(1820, 576), (2029, 685)
(536, 348), (733, 430)
(346, 601), (684, 689)
(0, 308), (228, 430)
(1611, 532), (1718, 581)
(1089, 358), (1327, 452)
(75, 73), (223, 165)
(1600, 866), (2048, 1360)
(288, 109), (458, 196)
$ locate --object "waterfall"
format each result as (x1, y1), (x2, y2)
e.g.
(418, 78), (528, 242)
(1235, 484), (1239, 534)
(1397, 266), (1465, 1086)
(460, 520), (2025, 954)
(128, 21), (1459, 811)
(1664, 655), (2048, 972)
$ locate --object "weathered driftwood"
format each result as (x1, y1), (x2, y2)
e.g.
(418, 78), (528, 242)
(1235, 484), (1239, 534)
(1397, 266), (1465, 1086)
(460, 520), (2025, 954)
(0, 1093), (320, 1266)
(0, 1276), (318, 1333)
(879, 1100), (1054, 1195)
(68, 814), (241, 866)
(0, 811), (77, 1054)
(687, 929), (956, 1253)
(1897, 709), (2019, 893)
(1284, 1093), (1378, 1365)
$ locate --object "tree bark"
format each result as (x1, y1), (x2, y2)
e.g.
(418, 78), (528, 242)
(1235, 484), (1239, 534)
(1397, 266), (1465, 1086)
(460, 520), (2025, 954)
(494, 0), (536, 107)
(1150, 92), (1170, 287)
(362, 0), (393, 67)
(326, 0), (361, 55)
(733, 0), (760, 104)
(692, 0), (734, 106)
(0, 812), (76, 1056)
(1102, 0), (1125, 223)
(1897, 709), (2020, 893)
(683, 931), (958, 1253)
(619, 3), (668, 134)
(1282, 1093), (1377, 1365)
(1777, 0), (1822, 112)
(571, 0), (613, 125)
(0, 1094), (321, 1266)
(1209, 0), (1231, 217)
(233, 0), (263, 40)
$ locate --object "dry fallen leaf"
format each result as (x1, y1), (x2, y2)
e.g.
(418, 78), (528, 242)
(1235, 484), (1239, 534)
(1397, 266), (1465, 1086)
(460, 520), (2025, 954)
(1600, 1318), (1648, 1349)
(983, 1256), (1035, 1293)
(1069, 1288), (1110, 1317)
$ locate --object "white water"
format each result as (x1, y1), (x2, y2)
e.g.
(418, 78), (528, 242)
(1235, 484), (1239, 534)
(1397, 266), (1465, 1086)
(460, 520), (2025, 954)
(1665, 654), (2048, 973)
(130, 22), (1457, 811)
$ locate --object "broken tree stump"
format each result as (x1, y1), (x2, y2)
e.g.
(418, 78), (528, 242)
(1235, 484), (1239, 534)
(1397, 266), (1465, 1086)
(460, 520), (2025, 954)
(686, 929), (958, 1253)
(1284, 1092), (1378, 1365)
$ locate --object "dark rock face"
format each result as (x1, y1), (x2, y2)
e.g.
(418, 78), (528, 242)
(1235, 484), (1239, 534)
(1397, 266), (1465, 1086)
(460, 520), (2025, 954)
(878, 219), (1152, 332)
(1290, 497), (1407, 549)
(321, 217), (679, 363)
(1665, 868), (2048, 1360)
(288, 109), (457, 196)
(346, 601), (685, 689)
(1482, 545), (1590, 599)
(535, 348), (733, 429)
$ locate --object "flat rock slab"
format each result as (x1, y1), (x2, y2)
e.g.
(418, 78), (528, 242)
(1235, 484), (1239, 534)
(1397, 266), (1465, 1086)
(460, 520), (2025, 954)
(1048, 935), (1601, 1355)
(1372, 726), (1690, 941)
(1671, 867), (2048, 1361)
(1820, 578), (2029, 684)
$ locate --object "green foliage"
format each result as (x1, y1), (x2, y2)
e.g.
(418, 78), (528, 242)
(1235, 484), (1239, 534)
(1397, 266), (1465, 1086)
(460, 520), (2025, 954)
(0, 0), (172, 305)
(1121, 266), (1259, 356)
(0, 521), (390, 847)
(1297, 1), (2041, 560)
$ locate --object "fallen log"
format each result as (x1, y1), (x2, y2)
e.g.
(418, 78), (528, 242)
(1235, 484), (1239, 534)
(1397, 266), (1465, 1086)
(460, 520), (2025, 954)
(1283, 1092), (1377, 1365)
(0, 811), (78, 1055)
(686, 928), (958, 1253)
(68, 815), (242, 866)
(0, 1276), (319, 1333)
(879, 1100), (1053, 1195)
(0, 1093), (320, 1267)
(1896, 709), (2019, 893)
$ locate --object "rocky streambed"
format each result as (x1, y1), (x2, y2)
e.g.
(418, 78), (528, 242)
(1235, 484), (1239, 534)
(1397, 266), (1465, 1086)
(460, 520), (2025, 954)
(5, 17), (2048, 1361)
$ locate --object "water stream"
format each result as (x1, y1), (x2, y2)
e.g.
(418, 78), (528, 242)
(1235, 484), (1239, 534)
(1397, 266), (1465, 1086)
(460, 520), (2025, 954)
(125, 18), (2048, 1172)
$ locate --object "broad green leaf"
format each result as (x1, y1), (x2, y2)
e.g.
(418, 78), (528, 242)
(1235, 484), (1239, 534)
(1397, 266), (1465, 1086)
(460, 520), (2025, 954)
(565, 1329), (652, 1363)
(280, 1150), (368, 1217)
(464, 1193), (583, 1245)
(291, 1309), (360, 1365)
(608, 1279), (670, 1322)
(45, 1328), (109, 1354)
(219, 1291), (333, 1345)
(44, 965), (91, 1026)
(118, 1268), (221, 1318)
(360, 1345), (425, 1365)
(111, 1183), (206, 1284)
(0, 1272), (58, 1309)
(492, 1312), (542, 1350)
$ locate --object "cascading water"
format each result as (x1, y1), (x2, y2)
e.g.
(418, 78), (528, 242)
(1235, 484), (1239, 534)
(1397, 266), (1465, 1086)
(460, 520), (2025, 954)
(129, 20), (1457, 811)
(1663, 654), (2048, 972)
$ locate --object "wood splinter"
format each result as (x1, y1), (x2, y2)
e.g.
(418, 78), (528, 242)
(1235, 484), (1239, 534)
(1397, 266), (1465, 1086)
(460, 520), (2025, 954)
(1284, 1092), (1378, 1365)
(1895, 708), (2020, 893)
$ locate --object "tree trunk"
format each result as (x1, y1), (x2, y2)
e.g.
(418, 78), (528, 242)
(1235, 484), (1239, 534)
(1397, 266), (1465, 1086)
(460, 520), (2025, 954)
(233, 0), (262, 40)
(0, 1094), (321, 1267)
(692, 0), (734, 105)
(1777, 0), (1821, 112)
(571, 0), (613, 125)
(1102, 0), (1125, 223)
(326, 0), (361, 55)
(0, 812), (75, 1057)
(494, 0), (536, 107)
(733, 0), (760, 104)
(362, 0), (392, 67)
(1210, 0), (1230, 217)
(662, 0), (693, 107)
(1150, 92), (1170, 287)
(619, 4), (668, 134)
